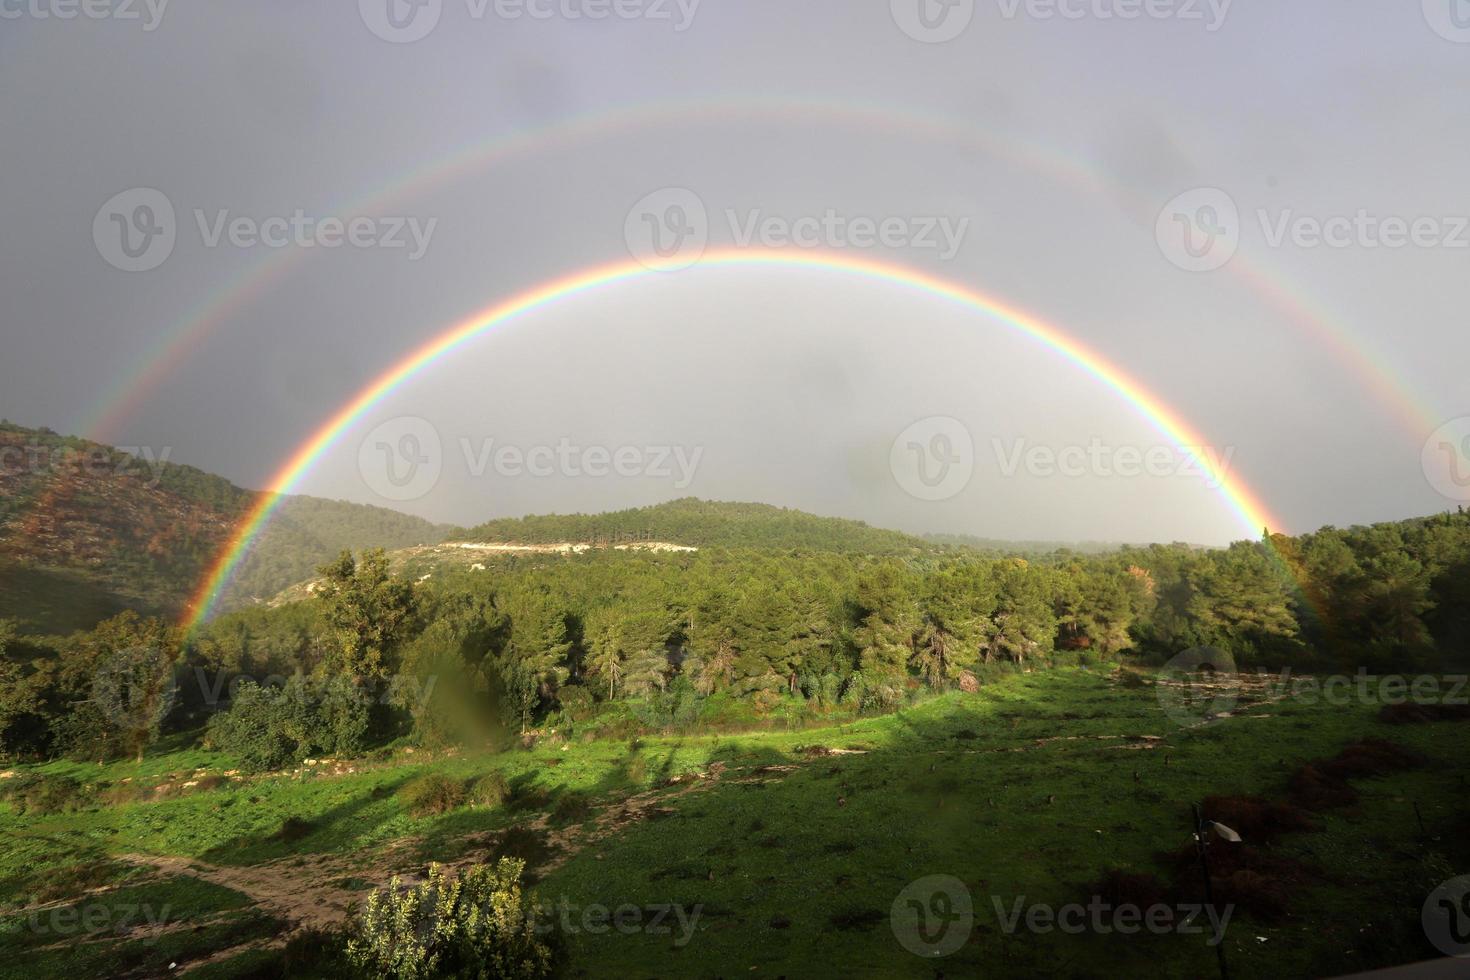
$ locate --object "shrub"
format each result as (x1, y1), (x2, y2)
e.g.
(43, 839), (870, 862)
(0, 774), (88, 815)
(399, 774), (465, 818)
(554, 685), (596, 722)
(468, 772), (509, 809)
(98, 782), (146, 807)
(549, 791), (590, 826)
(203, 680), (297, 771)
(344, 859), (554, 980)
(636, 677), (704, 733)
(204, 676), (371, 773)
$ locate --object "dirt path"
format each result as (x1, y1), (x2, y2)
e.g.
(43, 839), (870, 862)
(103, 757), (745, 973)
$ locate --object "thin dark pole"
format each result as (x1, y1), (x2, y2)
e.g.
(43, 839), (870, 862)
(1193, 803), (1230, 980)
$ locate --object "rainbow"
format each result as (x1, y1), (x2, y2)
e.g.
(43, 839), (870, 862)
(183, 248), (1286, 632)
(79, 97), (1439, 447)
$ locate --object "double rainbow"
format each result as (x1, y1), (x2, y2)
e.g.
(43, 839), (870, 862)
(183, 248), (1284, 632)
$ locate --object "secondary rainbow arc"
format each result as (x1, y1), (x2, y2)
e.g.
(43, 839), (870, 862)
(183, 249), (1286, 632)
(80, 97), (1439, 449)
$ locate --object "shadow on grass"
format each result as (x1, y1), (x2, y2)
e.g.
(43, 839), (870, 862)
(198, 774), (416, 866)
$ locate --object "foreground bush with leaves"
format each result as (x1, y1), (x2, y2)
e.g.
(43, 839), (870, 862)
(344, 858), (555, 979)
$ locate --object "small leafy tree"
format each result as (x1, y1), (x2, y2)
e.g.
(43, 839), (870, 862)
(46, 612), (181, 762)
(316, 549), (420, 683)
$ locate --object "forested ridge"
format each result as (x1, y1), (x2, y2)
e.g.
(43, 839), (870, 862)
(5, 500), (1464, 765)
(0, 422), (450, 631)
(459, 497), (931, 553)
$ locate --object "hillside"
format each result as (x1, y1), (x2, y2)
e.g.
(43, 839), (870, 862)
(458, 498), (933, 554)
(0, 423), (450, 633)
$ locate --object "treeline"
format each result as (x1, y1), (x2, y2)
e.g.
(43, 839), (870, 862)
(459, 498), (929, 553)
(2, 509), (1466, 765)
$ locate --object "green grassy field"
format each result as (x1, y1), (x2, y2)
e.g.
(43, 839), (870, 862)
(2, 669), (1465, 978)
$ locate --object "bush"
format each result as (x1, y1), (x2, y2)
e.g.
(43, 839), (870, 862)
(0, 774), (87, 815)
(636, 677), (703, 732)
(468, 772), (509, 809)
(549, 791), (590, 826)
(204, 676), (371, 773)
(554, 685), (596, 723)
(344, 859), (554, 980)
(399, 774), (465, 818)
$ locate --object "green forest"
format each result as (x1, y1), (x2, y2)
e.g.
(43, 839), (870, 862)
(3, 504), (1466, 766)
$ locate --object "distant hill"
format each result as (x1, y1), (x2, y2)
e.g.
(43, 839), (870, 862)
(457, 498), (933, 554)
(922, 533), (1139, 556)
(0, 422), (450, 634)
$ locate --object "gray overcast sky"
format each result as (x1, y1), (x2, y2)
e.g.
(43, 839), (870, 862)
(2, 0), (1468, 544)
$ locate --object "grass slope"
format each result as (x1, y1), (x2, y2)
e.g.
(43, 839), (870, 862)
(2, 670), (1465, 978)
